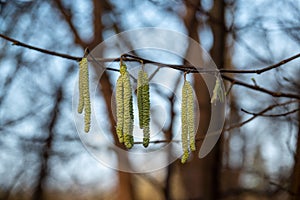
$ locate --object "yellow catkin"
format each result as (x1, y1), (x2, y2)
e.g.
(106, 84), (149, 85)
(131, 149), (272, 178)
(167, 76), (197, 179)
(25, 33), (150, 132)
(181, 79), (196, 163)
(181, 81), (189, 164)
(78, 58), (91, 133)
(116, 63), (134, 149)
(186, 81), (195, 151)
(82, 58), (91, 133)
(137, 69), (150, 147)
(142, 72), (150, 147)
(137, 70), (144, 128)
(116, 75), (124, 143)
(123, 69), (134, 149)
(78, 60), (84, 114)
(124, 95), (134, 148)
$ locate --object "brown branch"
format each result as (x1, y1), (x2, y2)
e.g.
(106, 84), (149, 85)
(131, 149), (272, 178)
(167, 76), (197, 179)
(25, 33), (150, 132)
(0, 33), (81, 61)
(227, 100), (299, 130)
(241, 108), (300, 117)
(0, 33), (300, 100)
(220, 52), (300, 74)
(1, 32), (299, 101)
(133, 137), (204, 145)
(222, 75), (300, 99)
(1, 33), (300, 76)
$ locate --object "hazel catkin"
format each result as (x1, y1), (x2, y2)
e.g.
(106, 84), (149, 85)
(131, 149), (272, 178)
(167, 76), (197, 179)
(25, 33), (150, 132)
(137, 69), (150, 147)
(116, 63), (134, 149)
(181, 79), (195, 163)
(78, 57), (91, 133)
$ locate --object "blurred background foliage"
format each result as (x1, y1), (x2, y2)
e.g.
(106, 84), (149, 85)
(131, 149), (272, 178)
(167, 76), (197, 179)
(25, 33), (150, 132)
(0, 0), (299, 199)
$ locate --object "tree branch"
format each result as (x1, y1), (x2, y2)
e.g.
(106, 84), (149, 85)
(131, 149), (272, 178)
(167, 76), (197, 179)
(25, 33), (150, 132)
(0, 33), (81, 61)
(241, 108), (300, 117)
(1, 33), (300, 75)
(133, 137), (204, 145)
(0, 33), (300, 100)
(227, 100), (299, 130)
(220, 52), (300, 74)
(222, 75), (300, 99)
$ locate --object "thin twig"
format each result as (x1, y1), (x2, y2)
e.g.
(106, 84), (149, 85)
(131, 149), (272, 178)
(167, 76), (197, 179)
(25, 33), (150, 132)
(220, 52), (300, 74)
(1, 33), (300, 76)
(0, 33), (82, 61)
(241, 108), (300, 117)
(222, 75), (300, 99)
(133, 137), (204, 145)
(1, 33), (300, 100)
(227, 100), (299, 130)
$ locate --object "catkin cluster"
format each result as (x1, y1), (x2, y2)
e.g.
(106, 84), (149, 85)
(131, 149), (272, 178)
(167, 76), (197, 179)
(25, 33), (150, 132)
(116, 63), (134, 149)
(75, 57), (224, 164)
(137, 69), (150, 147)
(181, 79), (195, 164)
(78, 57), (91, 133)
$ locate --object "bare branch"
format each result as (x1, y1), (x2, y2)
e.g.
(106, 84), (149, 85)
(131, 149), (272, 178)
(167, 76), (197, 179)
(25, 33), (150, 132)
(1, 33), (300, 76)
(241, 108), (300, 117)
(222, 75), (300, 99)
(0, 33), (81, 61)
(220, 52), (300, 74)
(0, 33), (299, 100)
(133, 137), (204, 145)
(227, 100), (299, 130)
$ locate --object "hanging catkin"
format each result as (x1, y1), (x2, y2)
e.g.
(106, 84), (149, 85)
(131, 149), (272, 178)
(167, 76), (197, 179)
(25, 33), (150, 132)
(186, 81), (195, 151)
(78, 60), (84, 114)
(181, 78), (195, 164)
(116, 63), (134, 149)
(77, 57), (91, 133)
(181, 81), (189, 163)
(116, 74), (124, 143)
(211, 77), (224, 104)
(137, 69), (150, 147)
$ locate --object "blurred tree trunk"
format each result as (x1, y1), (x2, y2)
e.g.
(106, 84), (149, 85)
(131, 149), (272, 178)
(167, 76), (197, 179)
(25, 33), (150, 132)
(52, 1), (134, 199)
(179, 0), (226, 199)
(99, 73), (135, 200)
(290, 106), (300, 199)
(91, 1), (134, 200)
(32, 88), (62, 200)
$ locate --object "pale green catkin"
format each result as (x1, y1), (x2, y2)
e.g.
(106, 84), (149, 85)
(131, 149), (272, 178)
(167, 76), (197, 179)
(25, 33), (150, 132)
(78, 60), (84, 114)
(181, 80), (196, 164)
(128, 95), (134, 147)
(211, 78), (224, 104)
(186, 81), (195, 151)
(217, 78), (224, 103)
(116, 64), (134, 149)
(137, 69), (150, 148)
(78, 58), (91, 133)
(116, 75), (124, 143)
(181, 81), (189, 164)
(137, 70), (144, 128)
(142, 71), (150, 147)
(123, 69), (134, 149)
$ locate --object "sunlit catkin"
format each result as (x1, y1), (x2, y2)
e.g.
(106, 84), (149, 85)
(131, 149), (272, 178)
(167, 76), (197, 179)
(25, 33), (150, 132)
(137, 70), (144, 128)
(181, 79), (195, 164)
(181, 81), (189, 163)
(116, 75), (124, 143)
(78, 61), (84, 114)
(116, 63), (134, 149)
(186, 81), (195, 151)
(78, 58), (91, 133)
(137, 69), (150, 147)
